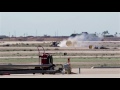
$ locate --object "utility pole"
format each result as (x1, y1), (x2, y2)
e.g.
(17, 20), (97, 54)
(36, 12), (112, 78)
(74, 30), (76, 34)
(14, 30), (16, 40)
(55, 32), (56, 37)
(9, 32), (10, 41)
(14, 30), (16, 37)
(24, 33), (25, 37)
(56, 30), (58, 37)
(57, 30), (59, 37)
(26, 33), (28, 37)
(24, 33), (25, 41)
(36, 30), (37, 37)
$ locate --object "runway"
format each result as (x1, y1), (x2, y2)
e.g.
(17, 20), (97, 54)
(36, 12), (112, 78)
(0, 68), (120, 78)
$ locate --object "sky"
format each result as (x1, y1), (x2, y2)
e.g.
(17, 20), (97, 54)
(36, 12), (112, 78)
(0, 12), (120, 37)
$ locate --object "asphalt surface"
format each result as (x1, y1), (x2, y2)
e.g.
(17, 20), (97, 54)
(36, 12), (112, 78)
(0, 68), (120, 78)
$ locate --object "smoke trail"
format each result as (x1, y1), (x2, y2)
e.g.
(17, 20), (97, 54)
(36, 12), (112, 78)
(58, 33), (104, 48)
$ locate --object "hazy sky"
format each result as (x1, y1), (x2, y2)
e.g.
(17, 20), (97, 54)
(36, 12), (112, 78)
(0, 12), (119, 36)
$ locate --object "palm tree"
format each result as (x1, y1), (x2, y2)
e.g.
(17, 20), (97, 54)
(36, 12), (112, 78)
(102, 30), (109, 36)
(114, 32), (118, 37)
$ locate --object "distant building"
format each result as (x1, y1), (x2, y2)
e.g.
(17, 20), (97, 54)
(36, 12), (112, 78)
(70, 33), (81, 37)
(0, 35), (8, 39)
(104, 35), (114, 37)
(81, 32), (88, 35)
(70, 32), (97, 37)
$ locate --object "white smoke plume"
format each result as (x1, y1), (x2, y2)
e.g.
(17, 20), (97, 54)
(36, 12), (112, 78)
(58, 33), (104, 48)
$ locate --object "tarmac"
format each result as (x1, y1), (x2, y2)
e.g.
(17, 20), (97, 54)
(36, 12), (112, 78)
(0, 68), (120, 78)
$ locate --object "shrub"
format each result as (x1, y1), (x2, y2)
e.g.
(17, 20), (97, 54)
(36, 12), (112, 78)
(55, 48), (59, 50)
(64, 53), (67, 56)
(5, 44), (10, 47)
(26, 44), (29, 45)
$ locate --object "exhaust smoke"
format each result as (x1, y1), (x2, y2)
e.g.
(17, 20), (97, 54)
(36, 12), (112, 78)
(58, 33), (104, 48)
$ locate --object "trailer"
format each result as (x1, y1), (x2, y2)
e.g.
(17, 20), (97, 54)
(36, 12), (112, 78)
(0, 46), (64, 75)
(0, 64), (63, 75)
